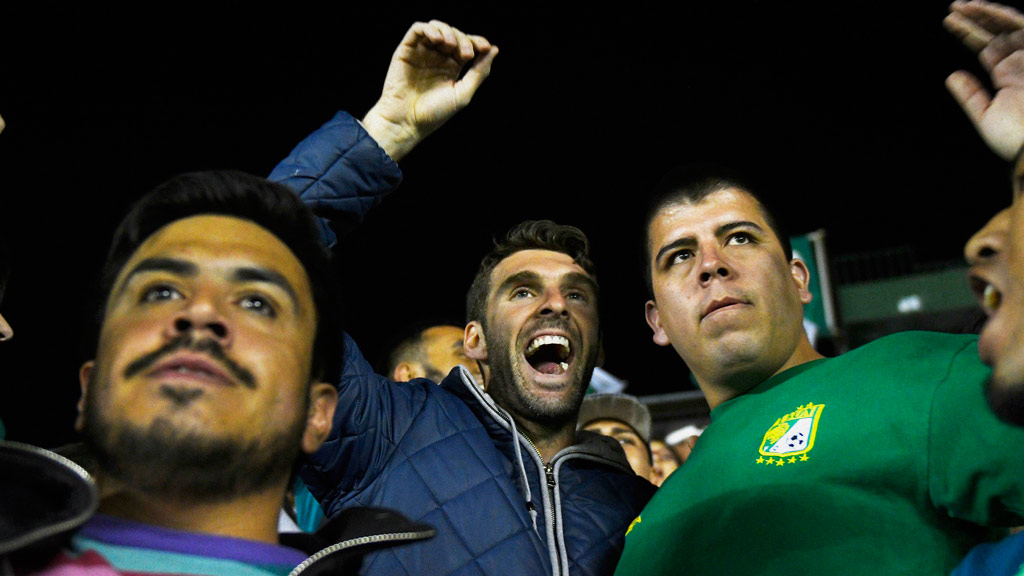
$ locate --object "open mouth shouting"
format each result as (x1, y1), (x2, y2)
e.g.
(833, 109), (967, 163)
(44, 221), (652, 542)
(970, 274), (1003, 317)
(524, 333), (574, 378)
(969, 271), (1008, 366)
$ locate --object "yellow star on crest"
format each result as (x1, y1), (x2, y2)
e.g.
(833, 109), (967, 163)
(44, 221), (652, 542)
(800, 454), (809, 462)
(788, 457), (797, 464)
(775, 459), (784, 466)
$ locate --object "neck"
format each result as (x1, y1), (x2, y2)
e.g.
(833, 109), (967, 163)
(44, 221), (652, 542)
(699, 337), (824, 410)
(98, 480), (286, 544)
(513, 417), (577, 463)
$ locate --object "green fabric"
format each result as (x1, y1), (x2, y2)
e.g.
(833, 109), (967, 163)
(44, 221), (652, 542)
(615, 331), (1024, 576)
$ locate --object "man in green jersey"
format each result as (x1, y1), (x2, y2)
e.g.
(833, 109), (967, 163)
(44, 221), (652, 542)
(614, 4), (1024, 574)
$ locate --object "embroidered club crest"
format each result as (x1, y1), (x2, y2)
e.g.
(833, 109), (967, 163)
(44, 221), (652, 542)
(757, 403), (824, 463)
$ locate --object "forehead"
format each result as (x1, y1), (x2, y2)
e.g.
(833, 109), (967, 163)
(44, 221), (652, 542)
(583, 418), (642, 440)
(648, 188), (769, 250)
(489, 249), (590, 289)
(115, 214), (312, 303)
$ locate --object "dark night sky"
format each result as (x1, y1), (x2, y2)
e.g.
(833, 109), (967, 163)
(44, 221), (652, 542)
(0, 2), (1019, 447)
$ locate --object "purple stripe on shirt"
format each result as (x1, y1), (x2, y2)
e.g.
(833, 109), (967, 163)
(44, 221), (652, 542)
(79, 514), (309, 566)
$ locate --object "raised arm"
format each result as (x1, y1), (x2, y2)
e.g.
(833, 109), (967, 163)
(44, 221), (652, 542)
(269, 20), (497, 247)
(279, 20), (496, 517)
(361, 19), (498, 163)
(945, 0), (1024, 161)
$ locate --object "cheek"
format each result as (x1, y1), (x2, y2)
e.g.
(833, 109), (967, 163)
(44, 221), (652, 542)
(94, 317), (163, 381)
(1009, 202), (1024, 285)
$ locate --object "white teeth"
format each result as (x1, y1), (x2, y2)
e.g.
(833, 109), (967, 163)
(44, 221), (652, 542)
(526, 335), (570, 355)
(984, 283), (1002, 312)
(174, 365), (208, 376)
(559, 362), (569, 372)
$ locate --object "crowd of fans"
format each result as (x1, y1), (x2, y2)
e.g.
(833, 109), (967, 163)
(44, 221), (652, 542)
(4, 2), (1024, 575)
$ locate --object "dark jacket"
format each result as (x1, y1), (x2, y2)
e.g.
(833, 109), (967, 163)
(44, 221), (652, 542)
(0, 441), (433, 576)
(300, 335), (656, 576)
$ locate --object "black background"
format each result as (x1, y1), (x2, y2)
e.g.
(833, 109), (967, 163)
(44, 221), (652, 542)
(0, 2), (1019, 447)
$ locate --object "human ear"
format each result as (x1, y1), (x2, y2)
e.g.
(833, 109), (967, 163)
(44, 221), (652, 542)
(393, 362), (416, 382)
(464, 321), (489, 361)
(301, 383), (337, 454)
(75, 361), (95, 432)
(644, 300), (671, 347)
(790, 258), (813, 305)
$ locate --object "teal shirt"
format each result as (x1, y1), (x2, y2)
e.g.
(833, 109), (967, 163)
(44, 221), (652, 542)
(615, 332), (1024, 576)
(293, 477), (326, 533)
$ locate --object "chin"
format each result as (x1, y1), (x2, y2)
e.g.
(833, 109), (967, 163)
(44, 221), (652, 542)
(987, 357), (1024, 427)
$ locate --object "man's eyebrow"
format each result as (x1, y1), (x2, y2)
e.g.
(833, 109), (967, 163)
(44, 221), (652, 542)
(233, 267), (301, 313)
(563, 271), (599, 295)
(495, 270), (541, 295)
(654, 221), (767, 264)
(717, 220), (765, 236)
(115, 257), (302, 313)
(654, 236), (695, 265)
(116, 257), (198, 298)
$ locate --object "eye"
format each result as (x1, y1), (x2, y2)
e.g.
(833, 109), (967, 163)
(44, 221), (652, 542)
(728, 232), (754, 246)
(141, 284), (181, 303)
(617, 436), (638, 447)
(668, 249), (693, 266)
(239, 294), (277, 317)
(512, 288), (534, 299)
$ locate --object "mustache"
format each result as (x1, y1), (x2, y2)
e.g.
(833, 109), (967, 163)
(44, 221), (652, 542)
(529, 317), (574, 336)
(122, 335), (257, 389)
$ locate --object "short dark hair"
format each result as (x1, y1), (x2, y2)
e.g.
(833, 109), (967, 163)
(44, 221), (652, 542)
(466, 220), (598, 327)
(97, 170), (344, 383)
(642, 163), (792, 297)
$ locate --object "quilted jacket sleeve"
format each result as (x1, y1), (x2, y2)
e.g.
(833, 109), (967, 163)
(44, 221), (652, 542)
(299, 333), (436, 517)
(268, 110), (425, 517)
(268, 110), (403, 248)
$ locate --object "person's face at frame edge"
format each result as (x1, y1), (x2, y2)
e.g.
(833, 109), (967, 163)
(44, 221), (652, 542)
(966, 152), (1024, 424)
(0, 113), (11, 343)
(0, 283), (12, 342)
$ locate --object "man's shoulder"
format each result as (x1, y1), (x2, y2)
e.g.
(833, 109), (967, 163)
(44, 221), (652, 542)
(854, 330), (978, 356)
(814, 330), (981, 373)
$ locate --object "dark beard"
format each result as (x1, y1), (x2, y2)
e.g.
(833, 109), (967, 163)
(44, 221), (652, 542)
(82, 377), (306, 503)
(987, 380), (1024, 427)
(486, 326), (595, 428)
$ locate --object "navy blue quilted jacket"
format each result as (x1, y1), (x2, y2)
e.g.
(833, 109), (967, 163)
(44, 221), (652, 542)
(269, 111), (656, 576)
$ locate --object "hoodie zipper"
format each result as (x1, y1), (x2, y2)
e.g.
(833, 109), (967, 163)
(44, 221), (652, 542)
(287, 529), (435, 575)
(521, 434), (564, 575)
